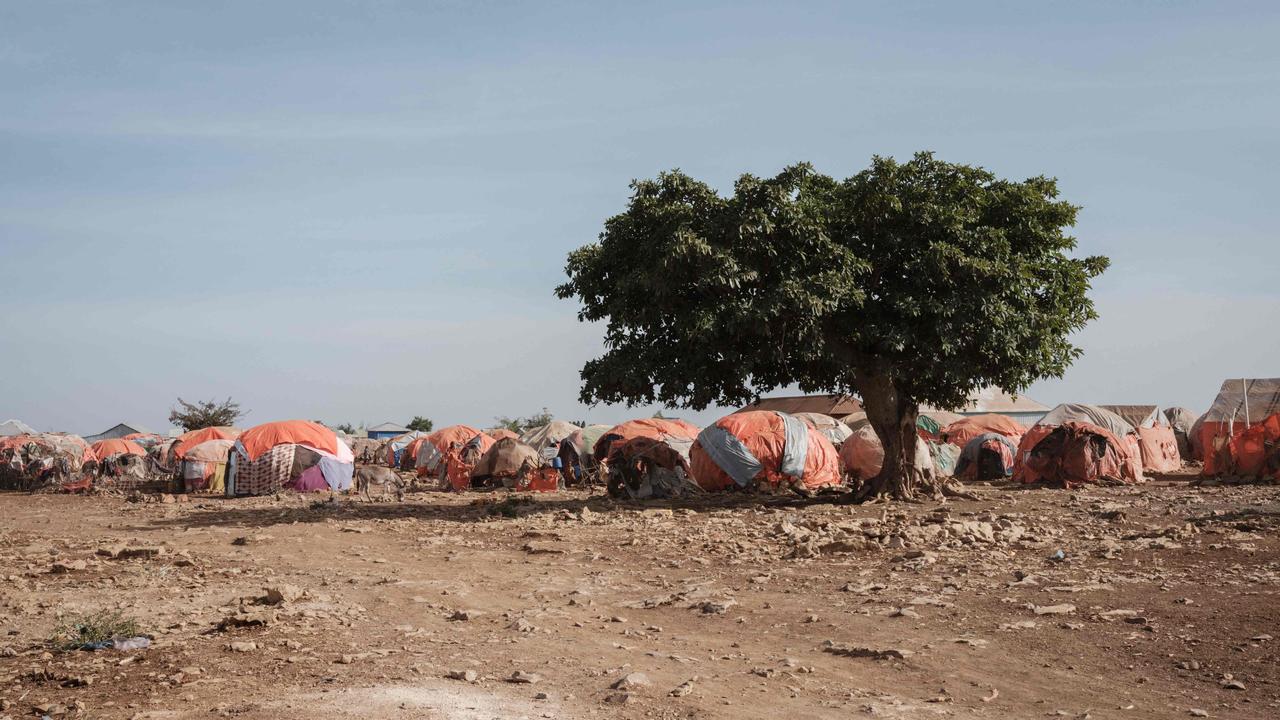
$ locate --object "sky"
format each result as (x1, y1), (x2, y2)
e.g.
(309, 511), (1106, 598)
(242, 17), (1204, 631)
(1, 1), (1277, 435)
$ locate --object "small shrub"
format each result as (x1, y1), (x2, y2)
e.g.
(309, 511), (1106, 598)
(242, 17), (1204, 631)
(49, 609), (142, 651)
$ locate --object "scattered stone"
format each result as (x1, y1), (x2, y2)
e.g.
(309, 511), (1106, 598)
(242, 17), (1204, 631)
(228, 641), (257, 653)
(50, 560), (87, 573)
(695, 599), (737, 615)
(670, 679), (696, 697)
(822, 641), (911, 660)
(449, 610), (477, 621)
(612, 672), (651, 690)
(1032, 604), (1076, 616)
(509, 671), (542, 684)
(263, 585), (304, 605)
(509, 618), (538, 633)
(1188, 710), (1209, 717)
(890, 607), (920, 619)
(604, 692), (634, 705)
(447, 669), (478, 682)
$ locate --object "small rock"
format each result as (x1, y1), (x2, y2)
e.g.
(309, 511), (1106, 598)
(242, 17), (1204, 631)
(447, 670), (478, 683)
(1032, 604), (1076, 616)
(51, 560), (87, 573)
(670, 679), (695, 697)
(449, 609), (476, 621)
(263, 585), (304, 605)
(1188, 710), (1208, 717)
(509, 671), (541, 684)
(612, 672), (651, 690)
(228, 641), (257, 653)
(604, 692), (634, 705)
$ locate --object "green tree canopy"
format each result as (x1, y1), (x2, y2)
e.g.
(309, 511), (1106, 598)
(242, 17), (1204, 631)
(168, 397), (245, 432)
(494, 408), (555, 433)
(556, 152), (1108, 499)
(406, 416), (434, 433)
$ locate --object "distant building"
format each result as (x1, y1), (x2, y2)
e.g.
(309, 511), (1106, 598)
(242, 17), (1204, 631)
(735, 394), (863, 421)
(0, 419), (36, 437)
(366, 422), (411, 441)
(84, 422), (153, 444)
(923, 388), (1050, 426)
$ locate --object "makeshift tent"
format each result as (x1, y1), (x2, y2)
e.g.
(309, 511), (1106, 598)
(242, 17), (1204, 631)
(0, 419), (36, 437)
(181, 438), (234, 493)
(1, 434), (94, 490)
(735, 394), (862, 421)
(228, 420), (353, 496)
(471, 438), (544, 488)
(1163, 407), (1198, 461)
(1036, 404), (1136, 438)
(690, 411), (842, 493)
(839, 425), (935, 482)
(954, 433), (1018, 481)
(941, 414), (1026, 448)
(170, 427), (241, 463)
(121, 432), (166, 449)
(916, 411), (964, 440)
(593, 419), (701, 463)
(603, 435), (701, 499)
(1013, 404), (1146, 481)
(1222, 414), (1280, 480)
(1135, 425), (1181, 473)
(383, 431), (427, 469)
(520, 420), (581, 452)
(415, 425), (493, 477)
(1198, 379), (1280, 475)
(791, 412), (853, 447)
(557, 424), (611, 486)
(1014, 422), (1143, 487)
(89, 438), (147, 460)
(487, 428), (520, 441)
(1098, 405), (1163, 429)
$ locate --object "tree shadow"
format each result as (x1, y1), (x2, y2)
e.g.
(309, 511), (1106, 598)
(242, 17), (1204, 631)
(139, 488), (846, 532)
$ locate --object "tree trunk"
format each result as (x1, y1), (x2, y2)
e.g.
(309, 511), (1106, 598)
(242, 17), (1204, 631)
(857, 373), (924, 500)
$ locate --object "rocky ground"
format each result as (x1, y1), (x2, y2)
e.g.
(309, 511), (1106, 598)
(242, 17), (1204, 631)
(1, 472), (1278, 719)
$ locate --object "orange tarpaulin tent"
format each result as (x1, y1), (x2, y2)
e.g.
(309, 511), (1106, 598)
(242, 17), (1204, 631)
(941, 414), (1026, 448)
(171, 426), (241, 461)
(486, 428), (519, 441)
(1224, 414), (1280, 479)
(416, 425), (494, 478)
(1136, 425), (1181, 473)
(593, 418), (701, 462)
(89, 438), (147, 459)
(237, 420), (338, 462)
(690, 411), (841, 492)
(1013, 422), (1143, 487)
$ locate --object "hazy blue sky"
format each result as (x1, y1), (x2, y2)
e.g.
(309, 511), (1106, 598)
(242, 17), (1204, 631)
(2, 1), (1277, 435)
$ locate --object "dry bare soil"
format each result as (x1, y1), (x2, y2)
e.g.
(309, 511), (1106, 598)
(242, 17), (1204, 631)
(2, 475), (1278, 720)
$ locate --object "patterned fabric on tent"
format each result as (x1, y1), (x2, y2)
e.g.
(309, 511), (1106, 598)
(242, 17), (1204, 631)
(604, 436), (702, 499)
(472, 438), (543, 485)
(691, 411), (842, 492)
(229, 421), (353, 495)
(383, 431), (428, 467)
(181, 438), (234, 491)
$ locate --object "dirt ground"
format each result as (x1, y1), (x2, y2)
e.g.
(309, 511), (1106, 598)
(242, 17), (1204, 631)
(2, 473), (1278, 720)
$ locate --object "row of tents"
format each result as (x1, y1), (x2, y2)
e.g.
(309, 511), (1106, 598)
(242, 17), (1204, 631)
(1, 378), (1276, 496)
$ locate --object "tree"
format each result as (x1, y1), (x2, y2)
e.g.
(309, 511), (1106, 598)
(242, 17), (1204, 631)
(556, 153), (1108, 500)
(406, 416), (434, 433)
(169, 397), (245, 432)
(493, 408), (555, 433)
(336, 423), (356, 434)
